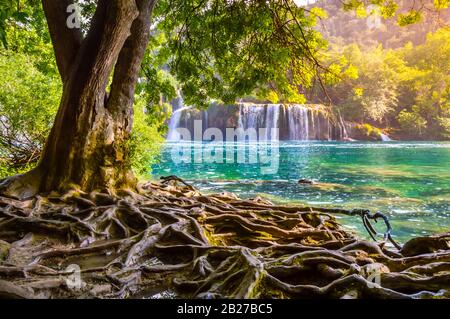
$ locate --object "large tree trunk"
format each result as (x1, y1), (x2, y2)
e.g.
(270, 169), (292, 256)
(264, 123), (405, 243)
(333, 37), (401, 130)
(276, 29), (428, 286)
(0, 0), (156, 199)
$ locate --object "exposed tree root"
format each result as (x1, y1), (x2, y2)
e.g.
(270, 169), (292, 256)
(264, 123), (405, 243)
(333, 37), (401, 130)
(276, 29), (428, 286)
(0, 177), (449, 299)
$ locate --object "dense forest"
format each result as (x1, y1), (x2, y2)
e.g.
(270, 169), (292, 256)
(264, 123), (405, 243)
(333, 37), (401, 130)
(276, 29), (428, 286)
(315, 0), (448, 48)
(307, 0), (450, 140)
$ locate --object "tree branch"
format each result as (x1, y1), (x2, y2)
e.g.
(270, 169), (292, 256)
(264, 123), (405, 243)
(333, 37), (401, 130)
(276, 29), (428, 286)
(107, 0), (157, 121)
(41, 0), (83, 83)
(66, 0), (140, 100)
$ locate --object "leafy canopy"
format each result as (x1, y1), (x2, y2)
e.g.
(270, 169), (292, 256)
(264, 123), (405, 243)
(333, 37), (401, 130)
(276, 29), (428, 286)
(317, 28), (450, 139)
(1, 0), (447, 107)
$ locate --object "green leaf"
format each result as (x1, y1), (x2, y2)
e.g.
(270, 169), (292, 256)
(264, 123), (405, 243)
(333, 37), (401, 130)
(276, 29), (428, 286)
(398, 10), (422, 26)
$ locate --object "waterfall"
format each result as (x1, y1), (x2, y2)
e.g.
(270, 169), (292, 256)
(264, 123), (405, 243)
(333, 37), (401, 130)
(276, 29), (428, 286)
(303, 108), (309, 140)
(287, 105), (310, 140)
(203, 110), (208, 128)
(310, 110), (316, 140)
(264, 104), (280, 140)
(238, 106), (244, 131)
(380, 133), (392, 141)
(238, 104), (266, 130)
(237, 103), (281, 140)
(316, 110), (321, 140)
(167, 97), (191, 141)
(338, 112), (349, 140)
(167, 102), (351, 141)
(238, 104), (346, 141)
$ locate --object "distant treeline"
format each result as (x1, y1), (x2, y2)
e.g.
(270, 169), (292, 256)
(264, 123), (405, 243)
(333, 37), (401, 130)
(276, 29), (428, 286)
(306, 0), (449, 140)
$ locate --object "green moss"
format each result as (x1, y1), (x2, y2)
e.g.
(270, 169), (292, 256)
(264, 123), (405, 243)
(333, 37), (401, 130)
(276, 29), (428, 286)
(0, 240), (10, 261)
(255, 231), (275, 240)
(357, 123), (383, 139)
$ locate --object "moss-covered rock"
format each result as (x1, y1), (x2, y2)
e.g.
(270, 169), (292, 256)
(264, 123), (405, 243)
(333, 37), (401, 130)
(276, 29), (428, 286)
(0, 240), (10, 261)
(346, 123), (387, 141)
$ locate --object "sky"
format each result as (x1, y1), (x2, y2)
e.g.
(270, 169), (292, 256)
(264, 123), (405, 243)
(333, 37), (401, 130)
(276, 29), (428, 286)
(293, 0), (317, 7)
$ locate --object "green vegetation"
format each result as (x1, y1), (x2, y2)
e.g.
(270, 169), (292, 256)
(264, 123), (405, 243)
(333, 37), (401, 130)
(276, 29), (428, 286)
(0, 0), (448, 180)
(317, 28), (450, 140)
(0, 7), (61, 177)
(155, 0), (328, 107)
(316, 0), (449, 48)
(0, 1), (165, 179)
(129, 97), (164, 179)
(0, 53), (164, 179)
(0, 0), (449, 301)
(310, 0), (450, 140)
(0, 52), (60, 177)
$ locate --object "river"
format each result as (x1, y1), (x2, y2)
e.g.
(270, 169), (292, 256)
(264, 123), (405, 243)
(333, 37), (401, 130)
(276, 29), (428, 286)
(152, 141), (450, 242)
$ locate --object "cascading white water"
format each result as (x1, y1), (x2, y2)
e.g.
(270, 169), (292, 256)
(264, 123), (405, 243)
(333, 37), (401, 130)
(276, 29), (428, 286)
(167, 97), (191, 141)
(203, 110), (208, 128)
(238, 104), (344, 141)
(287, 105), (310, 140)
(303, 107), (309, 140)
(238, 103), (281, 140)
(310, 110), (316, 139)
(337, 112), (349, 140)
(264, 104), (280, 140)
(167, 102), (349, 141)
(238, 106), (244, 131)
(238, 104), (266, 131)
(380, 133), (392, 141)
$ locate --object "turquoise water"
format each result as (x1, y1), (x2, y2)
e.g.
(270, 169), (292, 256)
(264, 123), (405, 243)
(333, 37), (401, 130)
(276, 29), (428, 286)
(152, 141), (450, 242)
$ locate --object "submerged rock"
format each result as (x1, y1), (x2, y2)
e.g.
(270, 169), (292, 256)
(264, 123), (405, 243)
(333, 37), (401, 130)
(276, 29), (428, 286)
(298, 179), (315, 185)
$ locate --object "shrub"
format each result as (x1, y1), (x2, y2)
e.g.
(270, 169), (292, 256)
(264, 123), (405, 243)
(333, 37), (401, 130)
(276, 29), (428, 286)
(0, 52), (61, 178)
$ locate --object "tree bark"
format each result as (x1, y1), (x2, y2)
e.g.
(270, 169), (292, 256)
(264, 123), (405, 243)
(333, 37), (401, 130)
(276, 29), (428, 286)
(0, 0), (156, 199)
(41, 0), (83, 83)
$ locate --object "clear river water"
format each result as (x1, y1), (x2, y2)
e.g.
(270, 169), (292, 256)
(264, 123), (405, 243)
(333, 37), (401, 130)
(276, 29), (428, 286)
(152, 141), (450, 243)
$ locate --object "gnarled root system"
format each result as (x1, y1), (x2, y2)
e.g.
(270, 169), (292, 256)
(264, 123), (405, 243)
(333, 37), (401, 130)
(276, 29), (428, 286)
(0, 178), (449, 299)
